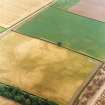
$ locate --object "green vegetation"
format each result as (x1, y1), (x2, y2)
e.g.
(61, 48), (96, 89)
(53, 0), (80, 9)
(0, 83), (58, 105)
(0, 27), (6, 33)
(16, 7), (105, 61)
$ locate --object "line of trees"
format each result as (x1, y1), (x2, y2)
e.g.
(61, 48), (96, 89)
(0, 84), (58, 105)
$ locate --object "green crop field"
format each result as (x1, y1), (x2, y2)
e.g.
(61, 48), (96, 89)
(53, 0), (80, 9)
(0, 27), (6, 33)
(16, 7), (105, 61)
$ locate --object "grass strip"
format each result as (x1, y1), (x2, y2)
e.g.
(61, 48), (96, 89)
(0, 27), (6, 33)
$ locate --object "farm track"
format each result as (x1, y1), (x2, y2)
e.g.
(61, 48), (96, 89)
(0, 0), (55, 38)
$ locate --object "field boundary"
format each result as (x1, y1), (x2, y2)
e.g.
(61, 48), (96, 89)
(13, 31), (103, 63)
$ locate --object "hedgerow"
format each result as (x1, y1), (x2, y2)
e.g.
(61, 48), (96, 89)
(0, 83), (58, 105)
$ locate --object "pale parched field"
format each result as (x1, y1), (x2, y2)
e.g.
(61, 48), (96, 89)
(70, 0), (105, 22)
(0, 96), (20, 105)
(0, 32), (100, 105)
(0, 0), (53, 28)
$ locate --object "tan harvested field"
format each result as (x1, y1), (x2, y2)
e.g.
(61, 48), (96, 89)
(70, 0), (105, 22)
(0, 0), (53, 28)
(0, 32), (100, 105)
(0, 96), (20, 105)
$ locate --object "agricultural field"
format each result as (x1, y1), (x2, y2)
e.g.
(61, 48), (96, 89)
(70, 0), (105, 22)
(0, 0), (53, 28)
(16, 7), (105, 61)
(0, 0), (105, 105)
(0, 31), (100, 105)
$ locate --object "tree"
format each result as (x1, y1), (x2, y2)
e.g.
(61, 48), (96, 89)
(14, 95), (22, 102)
(57, 42), (62, 47)
(25, 99), (31, 105)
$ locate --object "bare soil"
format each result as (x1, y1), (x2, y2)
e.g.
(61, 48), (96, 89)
(69, 0), (105, 22)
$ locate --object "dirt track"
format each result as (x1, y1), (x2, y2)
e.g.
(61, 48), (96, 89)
(0, 0), (53, 28)
(70, 0), (105, 22)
